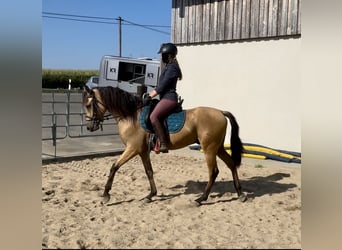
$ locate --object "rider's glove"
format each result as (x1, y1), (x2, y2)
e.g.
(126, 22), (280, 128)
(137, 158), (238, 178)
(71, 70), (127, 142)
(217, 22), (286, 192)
(143, 94), (152, 106)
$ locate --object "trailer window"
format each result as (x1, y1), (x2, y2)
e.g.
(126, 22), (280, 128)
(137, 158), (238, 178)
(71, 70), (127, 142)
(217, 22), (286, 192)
(118, 62), (146, 84)
(92, 77), (99, 83)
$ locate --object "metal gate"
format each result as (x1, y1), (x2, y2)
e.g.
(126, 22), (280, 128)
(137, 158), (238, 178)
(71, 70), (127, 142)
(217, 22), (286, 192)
(42, 89), (123, 159)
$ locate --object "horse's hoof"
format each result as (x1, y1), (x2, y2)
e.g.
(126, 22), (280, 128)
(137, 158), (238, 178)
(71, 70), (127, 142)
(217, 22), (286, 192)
(142, 197), (152, 203)
(193, 199), (202, 207)
(238, 193), (248, 202)
(102, 194), (111, 204)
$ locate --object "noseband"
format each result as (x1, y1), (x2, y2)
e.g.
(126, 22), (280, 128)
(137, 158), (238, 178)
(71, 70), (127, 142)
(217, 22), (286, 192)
(85, 91), (116, 131)
(85, 95), (105, 131)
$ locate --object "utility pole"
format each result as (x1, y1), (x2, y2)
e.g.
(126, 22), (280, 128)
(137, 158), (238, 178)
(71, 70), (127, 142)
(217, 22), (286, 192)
(118, 16), (122, 57)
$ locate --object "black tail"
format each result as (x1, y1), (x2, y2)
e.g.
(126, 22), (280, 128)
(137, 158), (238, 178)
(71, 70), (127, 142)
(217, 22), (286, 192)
(222, 111), (243, 167)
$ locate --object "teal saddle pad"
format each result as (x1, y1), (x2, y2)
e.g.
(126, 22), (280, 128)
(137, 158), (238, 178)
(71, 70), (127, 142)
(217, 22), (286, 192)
(139, 105), (186, 134)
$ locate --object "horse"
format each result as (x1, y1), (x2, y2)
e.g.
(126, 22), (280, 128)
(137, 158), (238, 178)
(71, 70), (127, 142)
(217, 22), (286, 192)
(82, 85), (247, 205)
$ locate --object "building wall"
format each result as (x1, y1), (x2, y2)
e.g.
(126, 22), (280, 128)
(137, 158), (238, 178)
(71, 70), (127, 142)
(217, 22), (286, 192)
(172, 0), (301, 44)
(176, 37), (301, 152)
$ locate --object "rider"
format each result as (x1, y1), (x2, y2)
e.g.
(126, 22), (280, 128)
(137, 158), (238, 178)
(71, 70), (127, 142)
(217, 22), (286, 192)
(147, 43), (183, 153)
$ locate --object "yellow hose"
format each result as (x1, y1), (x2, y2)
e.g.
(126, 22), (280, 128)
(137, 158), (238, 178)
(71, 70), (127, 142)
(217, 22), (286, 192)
(201, 145), (299, 161)
(224, 144), (296, 159)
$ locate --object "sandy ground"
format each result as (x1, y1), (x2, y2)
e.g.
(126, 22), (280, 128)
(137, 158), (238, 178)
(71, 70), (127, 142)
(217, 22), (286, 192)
(42, 149), (301, 249)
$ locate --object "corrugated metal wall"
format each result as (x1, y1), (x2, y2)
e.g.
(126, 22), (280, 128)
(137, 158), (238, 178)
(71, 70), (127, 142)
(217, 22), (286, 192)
(171, 0), (301, 44)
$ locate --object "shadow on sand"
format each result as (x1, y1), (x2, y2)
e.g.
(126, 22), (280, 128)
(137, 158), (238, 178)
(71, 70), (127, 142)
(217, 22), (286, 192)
(105, 173), (297, 206)
(170, 172), (297, 203)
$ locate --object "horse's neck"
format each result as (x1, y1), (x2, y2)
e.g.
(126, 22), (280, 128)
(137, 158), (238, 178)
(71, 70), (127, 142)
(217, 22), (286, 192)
(111, 109), (141, 125)
(115, 110), (143, 140)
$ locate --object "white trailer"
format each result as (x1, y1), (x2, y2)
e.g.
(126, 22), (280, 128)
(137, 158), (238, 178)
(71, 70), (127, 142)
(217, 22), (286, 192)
(98, 55), (161, 96)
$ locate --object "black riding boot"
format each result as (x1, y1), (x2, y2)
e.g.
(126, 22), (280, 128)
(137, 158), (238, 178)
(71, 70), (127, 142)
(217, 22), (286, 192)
(152, 120), (169, 153)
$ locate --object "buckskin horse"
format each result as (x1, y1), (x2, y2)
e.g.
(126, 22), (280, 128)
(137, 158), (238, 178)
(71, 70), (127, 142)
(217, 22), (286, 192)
(82, 85), (247, 205)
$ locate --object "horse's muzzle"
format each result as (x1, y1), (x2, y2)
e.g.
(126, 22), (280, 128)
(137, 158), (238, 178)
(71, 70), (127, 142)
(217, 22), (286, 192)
(86, 120), (101, 132)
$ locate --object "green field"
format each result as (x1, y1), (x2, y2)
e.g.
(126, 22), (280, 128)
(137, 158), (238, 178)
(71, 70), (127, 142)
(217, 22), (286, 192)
(42, 69), (99, 89)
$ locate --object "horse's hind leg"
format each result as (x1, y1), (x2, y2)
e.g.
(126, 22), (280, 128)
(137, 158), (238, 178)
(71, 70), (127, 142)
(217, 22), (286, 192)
(139, 151), (157, 202)
(217, 146), (247, 202)
(195, 149), (219, 205)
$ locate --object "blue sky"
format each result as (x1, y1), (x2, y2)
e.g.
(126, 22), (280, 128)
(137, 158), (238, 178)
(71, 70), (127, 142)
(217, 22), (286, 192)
(42, 0), (172, 70)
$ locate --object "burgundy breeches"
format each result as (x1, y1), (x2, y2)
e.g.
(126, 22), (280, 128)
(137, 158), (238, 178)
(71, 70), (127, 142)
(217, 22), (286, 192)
(150, 98), (178, 124)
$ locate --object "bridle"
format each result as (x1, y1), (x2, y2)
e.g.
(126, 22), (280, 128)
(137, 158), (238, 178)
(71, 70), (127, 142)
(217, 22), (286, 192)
(85, 93), (113, 131)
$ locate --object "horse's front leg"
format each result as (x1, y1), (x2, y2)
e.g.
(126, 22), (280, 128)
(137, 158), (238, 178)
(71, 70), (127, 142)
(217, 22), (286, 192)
(102, 147), (138, 204)
(102, 163), (119, 204)
(139, 151), (157, 202)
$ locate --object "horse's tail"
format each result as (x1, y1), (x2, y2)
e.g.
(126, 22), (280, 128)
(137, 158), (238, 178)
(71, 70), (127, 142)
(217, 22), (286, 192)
(222, 111), (243, 167)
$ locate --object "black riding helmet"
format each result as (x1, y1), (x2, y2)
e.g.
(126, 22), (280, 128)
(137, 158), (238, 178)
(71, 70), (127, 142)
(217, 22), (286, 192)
(158, 43), (178, 56)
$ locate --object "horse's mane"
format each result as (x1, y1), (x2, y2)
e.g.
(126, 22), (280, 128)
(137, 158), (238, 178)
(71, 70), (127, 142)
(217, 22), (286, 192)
(97, 86), (142, 122)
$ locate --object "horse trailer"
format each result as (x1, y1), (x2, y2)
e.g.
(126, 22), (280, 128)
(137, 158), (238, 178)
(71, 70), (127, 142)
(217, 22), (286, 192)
(98, 55), (161, 96)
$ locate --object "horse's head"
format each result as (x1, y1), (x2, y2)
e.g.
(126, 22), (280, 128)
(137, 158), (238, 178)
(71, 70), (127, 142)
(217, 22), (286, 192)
(82, 85), (106, 132)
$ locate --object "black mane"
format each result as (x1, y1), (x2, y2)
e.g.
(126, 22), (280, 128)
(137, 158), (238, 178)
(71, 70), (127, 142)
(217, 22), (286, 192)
(97, 86), (142, 122)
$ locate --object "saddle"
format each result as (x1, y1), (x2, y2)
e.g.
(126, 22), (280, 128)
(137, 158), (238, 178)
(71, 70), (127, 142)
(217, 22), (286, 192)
(139, 97), (185, 134)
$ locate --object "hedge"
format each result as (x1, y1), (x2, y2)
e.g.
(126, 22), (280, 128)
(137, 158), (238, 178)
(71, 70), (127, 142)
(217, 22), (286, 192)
(42, 69), (99, 89)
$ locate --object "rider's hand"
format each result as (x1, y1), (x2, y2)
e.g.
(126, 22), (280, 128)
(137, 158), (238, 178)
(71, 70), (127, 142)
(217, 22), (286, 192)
(143, 94), (152, 106)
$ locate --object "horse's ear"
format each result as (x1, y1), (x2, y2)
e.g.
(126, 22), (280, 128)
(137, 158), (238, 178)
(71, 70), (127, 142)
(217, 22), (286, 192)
(84, 85), (91, 93)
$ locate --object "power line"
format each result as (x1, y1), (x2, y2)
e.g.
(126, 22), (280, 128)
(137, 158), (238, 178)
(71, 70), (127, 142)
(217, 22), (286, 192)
(43, 12), (171, 28)
(42, 15), (116, 25)
(43, 11), (117, 21)
(42, 12), (171, 34)
(43, 11), (171, 55)
(122, 18), (170, 35)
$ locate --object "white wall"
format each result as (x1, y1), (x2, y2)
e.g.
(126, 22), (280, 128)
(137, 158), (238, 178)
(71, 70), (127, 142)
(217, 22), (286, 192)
(176, 38), (301, 152)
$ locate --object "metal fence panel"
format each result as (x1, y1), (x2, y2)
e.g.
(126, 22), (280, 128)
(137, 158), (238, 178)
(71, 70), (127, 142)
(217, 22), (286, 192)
(42, 90), (121, 158)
